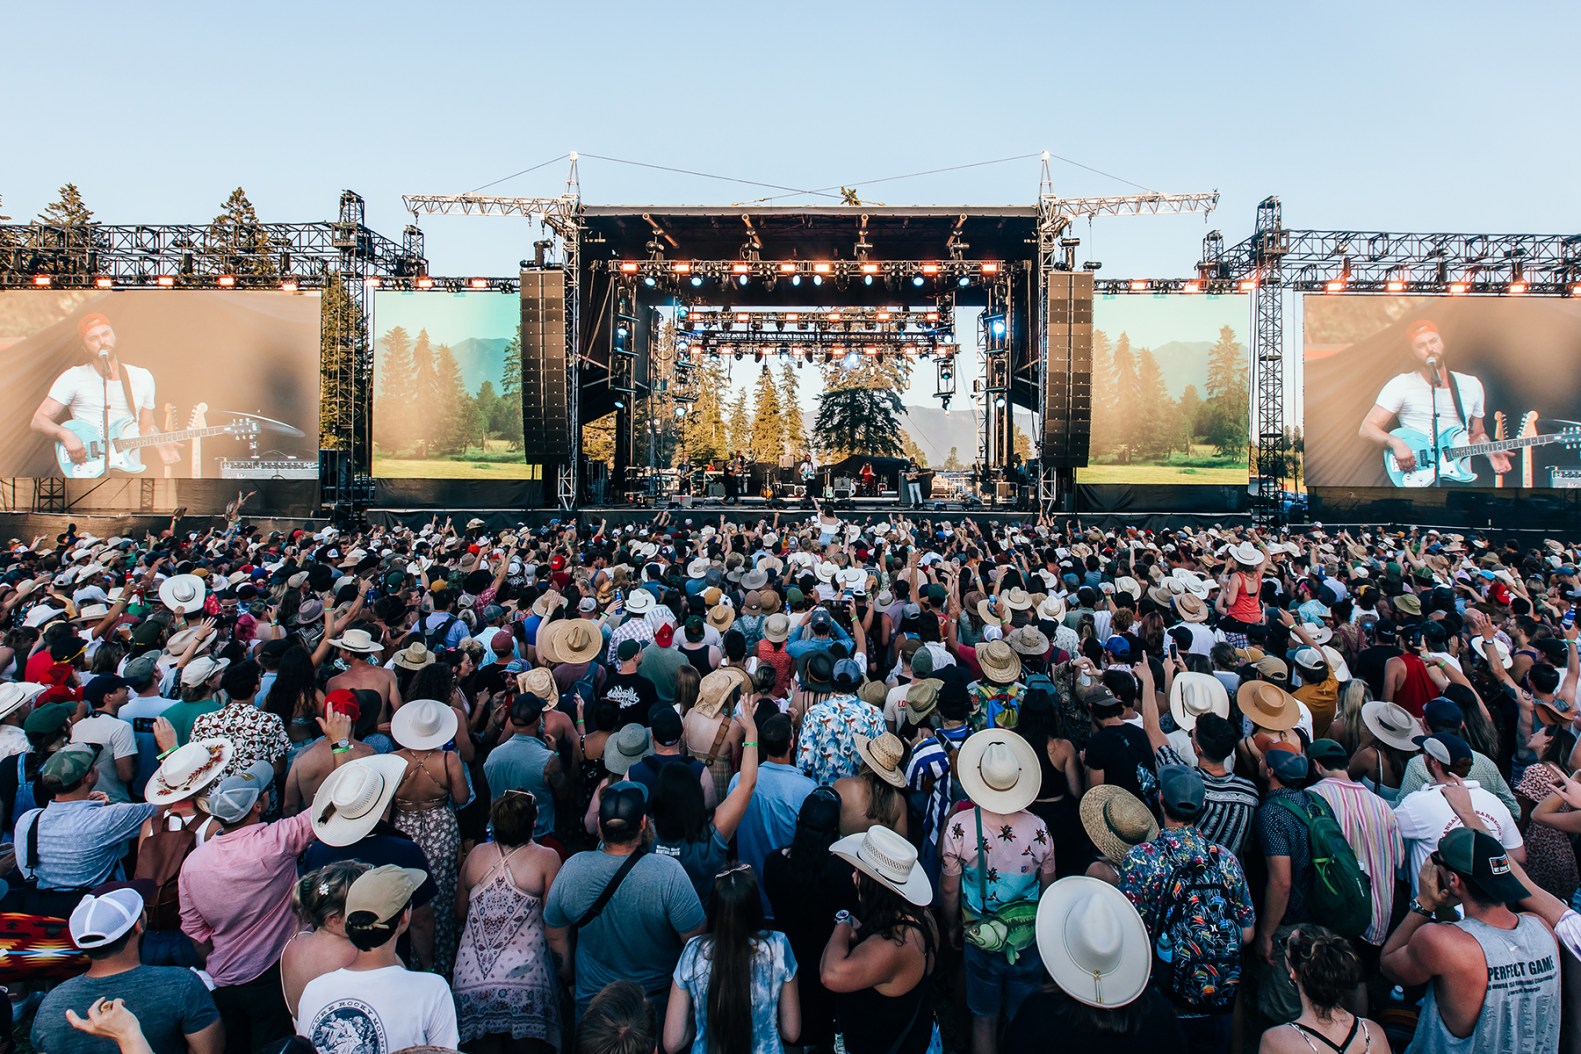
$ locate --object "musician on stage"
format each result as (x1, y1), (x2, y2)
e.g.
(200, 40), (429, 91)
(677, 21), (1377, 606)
(798, 452), (821, 503)
(859, 460), (876, 497)
(904, 457), (924, 507)
(675, 454), (693, 498)
(30, 313), (178, 469)
(1358, 319), (1509, 479)
(723, 451), (741, 504)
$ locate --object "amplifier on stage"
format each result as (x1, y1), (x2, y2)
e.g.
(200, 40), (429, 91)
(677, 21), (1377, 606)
(222, 458), (317, 480)
(1551, 468), (1581, 489)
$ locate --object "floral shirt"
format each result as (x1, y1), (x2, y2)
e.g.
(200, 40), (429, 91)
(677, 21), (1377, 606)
(795, 695), (885, 787)
(1116, 825), (1257, 941)
(190, 702), (290, 779)
(968, 681), (1026, 732)
(941, 807), (1055, 916)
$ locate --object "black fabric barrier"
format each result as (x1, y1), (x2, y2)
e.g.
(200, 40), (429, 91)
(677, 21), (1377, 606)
(1310, 487), (1581, 531)
(372, 478), (543, 512)
(1075, 484), (1250, 515)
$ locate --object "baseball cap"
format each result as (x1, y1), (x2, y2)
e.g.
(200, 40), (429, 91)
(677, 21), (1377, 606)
(1423, 697), (1463, 732)
(649, 705), (683, 746)
(180, 656), (229, 688)
(345, 865), (427, 925)
(832, 657), (864, 688)
(1253, 655), (1290, 683)
(1103, 635), (1131, 659)
(808, 609), (833, 630)
(509, 692), (545, 728)
(1414, 732), (1472, 767)
(599, 780), (648, 836)
(490, 630), (514, 653)
(202, 760), (275, 824)
(1435, 827), (1528, 904)
(1307, 738), (1350, 768)
(42, 745), (95, 784)
(68, 885), (145, 950)
(1158, 765), (1205, 821)
(617, 638), (641, 662)
(1265, 746), (1310, 785)
(122, 652), (160, 689)
(84, 673), (128, 707)
(653, 622), (676, 647)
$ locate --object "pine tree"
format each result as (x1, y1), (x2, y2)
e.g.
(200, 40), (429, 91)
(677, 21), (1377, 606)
(499, 326), (524, 449)
(749, 368), (783, 464)
(727, 391), (750, 457)
(900, 430), (929, 467)
(37, 184), (93, 227)
(36, 184), (99, 276)
(206, 188), (276, 276)
(1089, 330), (1121, 459)
(1134, 348), (1177, 460)
(944, 446), (963, 470)
(434, 343), (475, 455)
(778, 362), (807, 458)
(318, 274), (371, 462)
(408, 329), (441, 452)
(815, 386), (904, 460)
(1111, 333), (1144, 459)
(1177, 384), (1204, 444)
(375, 325), (414, 453)
(682, 361), (729, 464)
(1202, 325), (1250, 455)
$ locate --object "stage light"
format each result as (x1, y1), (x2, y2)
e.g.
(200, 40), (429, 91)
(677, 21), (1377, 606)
(876, 312), (891, 322)
(217, 275), (236, 287)
(778, 262), (797, 273)
(922, 263), (940, 275)
(785, 312), (800, 322)
(281, 280), (299, 292)
(31, 275), (50, 287)
(470, 278), (488, 289)
(1239, 279), (1257, 292)
(981, 262), (1000, 274)
(675, 405), (687, 418)
(912, 276), (925, 287)
(94, 277), (112, 289)
(619, 262), (639, 273)
(644, 276), (656, 287)
(1386, 279), (1406, 293)
(736, 312), (750, 322)
(1449, 282), (1468, 295)
(813, 263), (832, 274)
(364, 277), (381, 288)
(1508, 281), (1528, 294)
(1325, 280), (1345, 293)
(157, 275), (176, 287)
(927, 311), (941, 322)
(1130, 280), (1148, 291)
(864, 275), (873, 286)
(827, 312), (842, 322)
(994, 396), (1006, 408)
(1183, 280), (1201, 293)
(958, 276), (971, 288)
(812, 275), (823, 286)
(416, 277), (436, 289)
(738, 275), (749, 286)
(731, 263), (750, 274)
(673, 262), (691, 273)
(991, 318), (1006, 337)
(843, 352), (860, 369)
(791, 275), (801, 286)
(1573, 283), (1581, 297)
(690, 276), (703, 287)
(613, 399), (625, 410)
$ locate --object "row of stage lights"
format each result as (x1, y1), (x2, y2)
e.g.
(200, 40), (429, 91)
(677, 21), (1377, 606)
(20, 275), (514, 293)
(680, 306), (947, 332)
(1101, 277), (1576, 296)
(679, 343), (958, 365)
(612, 258), (1004, 290)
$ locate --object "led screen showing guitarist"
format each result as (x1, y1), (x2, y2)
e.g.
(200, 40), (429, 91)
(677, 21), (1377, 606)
(29, 313), (179, 473)
(1359, 319), (1513, 486)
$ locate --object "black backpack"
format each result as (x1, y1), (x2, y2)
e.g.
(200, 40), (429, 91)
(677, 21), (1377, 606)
(425, 614), (459, 652)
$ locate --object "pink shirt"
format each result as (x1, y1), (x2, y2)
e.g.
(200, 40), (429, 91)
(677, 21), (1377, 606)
(179, 810), (316, 986)
(941, 806), (1055, 917)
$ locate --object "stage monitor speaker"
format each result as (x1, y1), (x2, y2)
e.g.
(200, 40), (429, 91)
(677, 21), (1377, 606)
(520, 268), (572, 461)
(1042, 272), (1093, 466)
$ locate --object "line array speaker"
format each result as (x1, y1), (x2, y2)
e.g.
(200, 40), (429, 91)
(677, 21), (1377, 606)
(1042, 272), (1093, 466)
(520, 269), (571, 461)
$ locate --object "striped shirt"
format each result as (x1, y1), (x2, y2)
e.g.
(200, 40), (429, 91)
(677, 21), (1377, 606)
(1309, 776), (1404, 945)
(1157, 744), (1259, 858)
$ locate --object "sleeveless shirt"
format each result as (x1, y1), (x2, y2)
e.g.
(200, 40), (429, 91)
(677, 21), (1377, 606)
(1408, 913), (1559, 1054)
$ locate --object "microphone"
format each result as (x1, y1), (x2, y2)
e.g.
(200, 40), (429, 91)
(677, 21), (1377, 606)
(1424, 354), (1441, 369)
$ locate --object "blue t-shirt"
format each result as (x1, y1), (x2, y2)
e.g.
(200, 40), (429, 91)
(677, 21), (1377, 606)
(673, 930), (797, 1054)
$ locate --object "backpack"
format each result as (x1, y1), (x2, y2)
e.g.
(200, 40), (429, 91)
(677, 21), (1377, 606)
(134, 811), (210, 930)
(1151, 849), (1244, 1013)
(425, 614), (459, 652)
(570, 662), (599, 707)
(1274, 792), (1371, 938)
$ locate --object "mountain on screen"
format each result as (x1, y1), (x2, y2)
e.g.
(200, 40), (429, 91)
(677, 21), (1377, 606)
(448, 336), (515, 391)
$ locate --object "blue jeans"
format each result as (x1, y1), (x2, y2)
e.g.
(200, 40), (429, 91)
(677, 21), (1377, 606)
(963, 943), (1042, 1020)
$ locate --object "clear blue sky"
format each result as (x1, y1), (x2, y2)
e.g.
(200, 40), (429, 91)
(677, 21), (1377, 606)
(3, 1), (1576, 415)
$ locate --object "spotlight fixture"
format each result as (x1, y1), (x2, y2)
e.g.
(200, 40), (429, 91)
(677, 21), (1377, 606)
(912, 276), (925, 287)
(690, 276), (703, 287)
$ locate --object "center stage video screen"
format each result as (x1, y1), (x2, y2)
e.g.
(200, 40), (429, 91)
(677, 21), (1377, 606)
(0, 290), (320, 479)
(371, 290), (535, 479)
(1304, 296), (1581, 489)
(1077, 293), (1251, 485)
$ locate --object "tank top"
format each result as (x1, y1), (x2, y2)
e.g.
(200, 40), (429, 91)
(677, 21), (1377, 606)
(836, 968), (932, 1054)
(1408, 914), (1559, 1054)
(1227, 572), (1263, 624)
(1393, 653), (1435, 718)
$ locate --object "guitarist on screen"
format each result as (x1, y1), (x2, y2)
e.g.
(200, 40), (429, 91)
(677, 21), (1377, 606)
(29, 313), (179, 471)
(1358, 319), (1510, 483)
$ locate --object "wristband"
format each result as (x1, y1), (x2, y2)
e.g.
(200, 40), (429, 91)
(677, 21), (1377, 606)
(157, 746), (178, 760)
(743, 740), (758, 748)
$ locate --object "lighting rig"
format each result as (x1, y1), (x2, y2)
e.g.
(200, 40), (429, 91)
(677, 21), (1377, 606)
(606, 258), (1008, 290)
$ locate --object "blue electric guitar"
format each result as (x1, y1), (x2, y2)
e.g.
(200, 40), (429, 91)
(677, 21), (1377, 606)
(1384, 424), (1581, 488)
(55, 415), (258, 479)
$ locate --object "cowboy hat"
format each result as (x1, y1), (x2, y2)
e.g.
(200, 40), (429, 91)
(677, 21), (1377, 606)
(815, 561), (838, 583)
(1361, 700), (1425, 752)
(623, 588), (655, 614)
(1171, 594), (1207, 624)
(957, 729), (1041, 814)
(0, 681), (48, 722)
(695, 667), (751, 720)
(1002, 587), (1033, 611)
(829, 825), (932, 906)
(1303, 624), (1334, 645)
(310, 755), (409, 847)
(1228, 542), (1262, 567)
(393, 642), (436, 671)
(686, 558), (711, 580)
(1036, 594), (1067, 621)
(975, 640), (1022, 685)
(390, 698), (458, 751)
(534, 620), (567, 665)
(1319, 644), (1351, 682)
(1237, 681), (1301, 731)
(520, 667), (558, 704)
(1113, 576), (1142, 601)
(158, 574), (206, 614)
(1168, 671), (1230, 731)
(854, 732), (908, 789)
(1006, 625), (1050, 658)
(145, 738), (234, 805)
(1079, 785), (1159, 865)
(975, 598), (1006, 628)
(604, 723), (654, 775)
(705, 604), (735, 634)
(762, 613), (790, 643)
(741, 568), (770, 591)
(530, 591), (564, 619)
(1036, 877), (1152, 1009)
(553, 619), (603, 664)
(329, 628), (381, 654)
(904, 678), (942, 725)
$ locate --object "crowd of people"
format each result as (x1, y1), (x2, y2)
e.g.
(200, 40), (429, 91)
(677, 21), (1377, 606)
(0, 509), (1577, 1054)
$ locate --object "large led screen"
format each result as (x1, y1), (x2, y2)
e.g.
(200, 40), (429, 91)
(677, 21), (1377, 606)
(1077, 293), (1251, 484)
(1304, 296), (1581, 489)
(371, 290), (533, 479)
(0, 291), (320, 479)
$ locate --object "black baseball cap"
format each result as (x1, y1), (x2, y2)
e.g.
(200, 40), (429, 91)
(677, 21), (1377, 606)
(649, 705), (683, 747)
(1158, 765), (1205, 821)
(1435, 827), (1528, 904)
(1414, 732), (1472, 767)
(1423, 697), (1462, 732)
(1307, 738), (1350, 768)
(84, 674), (128, 707)
(599, 780), (648, 836)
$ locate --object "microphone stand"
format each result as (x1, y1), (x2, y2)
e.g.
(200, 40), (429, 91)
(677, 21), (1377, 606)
(1426, 357), (1443, 487)
(100, 354), (112, 477)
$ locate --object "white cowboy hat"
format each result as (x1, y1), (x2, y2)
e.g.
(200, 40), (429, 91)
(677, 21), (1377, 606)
(0, 682), (47, 722)
(311, 755), (410, 847)
(1303, 624), (1334, 645)
(624, 588), (655, 614)
(329, 628), (381, 654)
(686, 558), (711, 580)
(853, 732), (908, 789)
(1002, 587), (1033, 612)
(73, 602), (111, 624)
(1168, 671), (1230, 731)
(145, 738), (235, 806)
(390, 698), (459, 751)
(956, 729), (1041, 814)
(1035, 876), (1152, 1008)
(836, 567), (864, 590)
(1319, 644), (1352, 683)
(1036, 594), (1067, 622)
(1228, 542), (1262, 567)
(830, 825), (932, 907)
(393, 642), (436, 671)
(158, 574), (207, 614)
(815, 561), (838, 583)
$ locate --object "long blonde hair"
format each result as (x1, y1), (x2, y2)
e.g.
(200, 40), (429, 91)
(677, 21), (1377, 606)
(1332, 680), (1371, 754)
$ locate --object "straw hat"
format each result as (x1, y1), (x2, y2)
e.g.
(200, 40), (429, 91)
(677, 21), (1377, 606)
(829, 825), (932, 906)
(686, 558), (711, 580)
(1035, 877), (1152, 1009)
(530, 590), (564, 619)
(520, 667), (558, 705)
(145, 738), (234, 805)
(853, 732), (908, 788)
(1361, 700), (1424, 752)
(757, 590), (782, 615)
(391, 698), (458, 751)
(975, 598), (1006, 627)
(553, 620), (603, 664)
(975, 640), (1022, 685)
(904, 678), (942, 725)
(310, 755), (410, 847)
(1006, 626), (1050, 658)
(1237, 681), (1302, 732)
(1079, 786), (1159, 864)
(1175, 593), (1209, 623)
(393, 642), (436, 671)
(706, 604), (735, 633)
(329, 628), (380, 654)
(1168, 672), (1230, 731)
(0, 682), (47, 722)
(957, 729), (1041, 814)
(604, 723), (654, 775)
(695, 667), (751, 720)
(158, 574), (206, 614)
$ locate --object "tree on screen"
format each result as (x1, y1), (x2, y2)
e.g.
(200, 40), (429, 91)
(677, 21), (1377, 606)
(375, 326), (415, 451)
(433, 343), (477, 455)
(1202, 325), (1250, 456)
(206, 188), (276, 277)
(499, 327), (524, 449)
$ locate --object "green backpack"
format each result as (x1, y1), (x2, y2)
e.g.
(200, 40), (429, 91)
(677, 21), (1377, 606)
(1274, 792), (1371, 938)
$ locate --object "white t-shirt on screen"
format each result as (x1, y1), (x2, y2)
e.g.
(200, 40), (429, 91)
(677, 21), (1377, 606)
(46, 363), (156, 427)
(1373, 370), (1485, 436)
